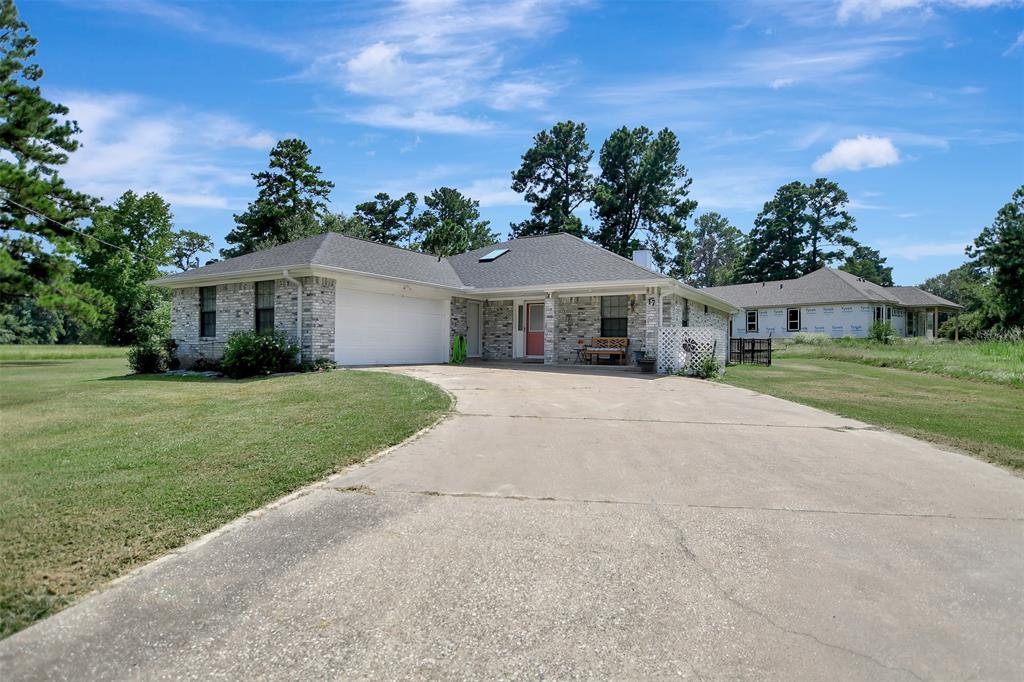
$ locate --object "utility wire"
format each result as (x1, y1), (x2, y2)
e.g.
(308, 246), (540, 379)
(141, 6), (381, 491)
(1, 190), (167, 265)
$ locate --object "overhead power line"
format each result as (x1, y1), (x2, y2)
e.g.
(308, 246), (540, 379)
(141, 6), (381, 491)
(1, 190), (166, 265)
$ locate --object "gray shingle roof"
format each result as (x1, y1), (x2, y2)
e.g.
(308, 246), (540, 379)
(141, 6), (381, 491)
(447, 233), (668, 288)
(887, 286), (963, 308)
(152, 232), (667, 290)
(703, 268), (961, 309)
(152, 233), (464, 288)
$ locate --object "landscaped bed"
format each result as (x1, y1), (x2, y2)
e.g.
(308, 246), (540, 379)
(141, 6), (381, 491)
(0, 347), (451, 638)
(722, 351), (1024, 472)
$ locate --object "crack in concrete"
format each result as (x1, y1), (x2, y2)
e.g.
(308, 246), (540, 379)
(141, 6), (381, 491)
(653, 507), (926, 682)
(455, 412), (879, 431)
(347, 488), (1022, 523)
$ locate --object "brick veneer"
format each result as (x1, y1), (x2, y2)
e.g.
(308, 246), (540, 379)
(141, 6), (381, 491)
(171, 276), (335, 366)
(483, 299), (513, 360)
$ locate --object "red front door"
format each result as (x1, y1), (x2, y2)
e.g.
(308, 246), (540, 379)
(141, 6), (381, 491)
(526, 302), (544, 356)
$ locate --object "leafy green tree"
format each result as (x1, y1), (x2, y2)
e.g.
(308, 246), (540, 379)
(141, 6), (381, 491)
(170, 229), (213, 271)
(222, 138), (335, 257)
(78, 191), (176, 345)
(966, 185), (1024, 329)
(0, 0), (103, 326)
(591, 126), (697, 271)
(687, 212), (745, 286)
(510, 121), (593, 238)
(415, 187), (498, 257)
(841, 245), (893, 286)
(919, 263), (985, 311)
(352, 192), (418, 246)
(803, 178), (857, 271)
(743, 181), (808, 282)
(0, 298), (66, 343)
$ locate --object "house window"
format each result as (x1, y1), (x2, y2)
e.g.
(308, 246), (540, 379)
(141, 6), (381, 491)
(874, 306), (884, 322)
(746, 310), (758, 333)
(787, 308), (800, 332)
(517, 304), (523, 331)
(886, 307), (892, 321)
(601, 295), (628, 337)
(255, 280), (275, 332)
(199, 286), (216, 338)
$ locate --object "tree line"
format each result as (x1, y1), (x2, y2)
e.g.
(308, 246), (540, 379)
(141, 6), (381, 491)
(2, 0), (1021, 347)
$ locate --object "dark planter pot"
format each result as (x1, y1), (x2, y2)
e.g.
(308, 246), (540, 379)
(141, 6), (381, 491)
(638, 357), (656, 373)
(633, 350), (644, 365)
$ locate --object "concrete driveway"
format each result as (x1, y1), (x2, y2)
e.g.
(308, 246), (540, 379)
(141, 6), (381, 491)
(2, 364), (1022, 680)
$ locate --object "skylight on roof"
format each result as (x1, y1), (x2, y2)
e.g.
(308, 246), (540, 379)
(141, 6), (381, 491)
(479, 248), (509, 262)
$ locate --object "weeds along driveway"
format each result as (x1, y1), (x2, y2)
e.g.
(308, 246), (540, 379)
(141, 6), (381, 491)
(2, 364), (1023, 680)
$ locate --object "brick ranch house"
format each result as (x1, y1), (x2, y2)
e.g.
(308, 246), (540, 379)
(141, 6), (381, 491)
(150, 232), (739, 371)
(704, 267), (963, 340)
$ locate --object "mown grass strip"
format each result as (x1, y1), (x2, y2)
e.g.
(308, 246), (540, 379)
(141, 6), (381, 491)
(0, 357), (451, 638)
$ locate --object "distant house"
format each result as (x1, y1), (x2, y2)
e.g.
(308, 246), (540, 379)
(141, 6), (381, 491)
(703, 267), (962, 339)
(150, 232), (738, 369)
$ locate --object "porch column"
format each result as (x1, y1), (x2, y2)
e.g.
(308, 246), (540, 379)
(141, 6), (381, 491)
(543, 292), (558, 365)
(644, 287), (660, 361)
(933, 307), (939, 339)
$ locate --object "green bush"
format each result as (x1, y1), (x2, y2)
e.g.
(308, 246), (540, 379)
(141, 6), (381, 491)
(127, 339), (169, 374)
(220, 330), (299, 379)
(694, 353), (721, 379)
(868, 321), (896, 344)
(939, 311), (985, 340)
(300, 358), (337, 373)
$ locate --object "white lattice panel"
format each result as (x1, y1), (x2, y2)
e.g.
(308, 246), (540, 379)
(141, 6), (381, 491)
(657, 327), (719, 374)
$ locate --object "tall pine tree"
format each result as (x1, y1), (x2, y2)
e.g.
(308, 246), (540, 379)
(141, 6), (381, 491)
(803, 178), (856, 271)
(510, 121), (593, 238)
(967, 185), (1024, 329)
(0, 0), (103, 325)
(221, 138), (334, 258)
(841, 245), (893, 286)
(591, 126), (697, 271)
(743, 181), (808, 282)
(687, 212), (744, 286)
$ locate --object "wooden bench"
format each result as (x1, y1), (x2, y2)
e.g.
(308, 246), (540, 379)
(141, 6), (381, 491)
(583, 337), (629, 365)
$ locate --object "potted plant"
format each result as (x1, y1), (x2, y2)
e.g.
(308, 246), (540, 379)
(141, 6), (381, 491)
(638, 353), (656, 373)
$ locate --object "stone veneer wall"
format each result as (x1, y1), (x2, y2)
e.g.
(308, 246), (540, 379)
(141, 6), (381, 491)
(171, 276), (335, 366)
(449, 297), (468, 356)
(687, 302), (730, 368)
(482, 299), (513, 360)
(301, 277), (335, 362)
(554, 295), (600, 364)
(631, 292), (651, 358)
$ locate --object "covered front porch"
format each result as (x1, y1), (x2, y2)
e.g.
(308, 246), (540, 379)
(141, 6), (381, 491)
(449, 282), (733, 371)
(906, 306), (960, 339)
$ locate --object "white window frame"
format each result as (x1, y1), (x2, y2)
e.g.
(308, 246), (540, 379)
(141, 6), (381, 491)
(746, 310), (758, 333)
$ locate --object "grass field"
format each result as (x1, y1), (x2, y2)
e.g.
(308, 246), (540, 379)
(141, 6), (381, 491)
(776, 337), (1024, 387)
(0, 344), (128, 361)
(722, 356), (1024, 472)
(0, 353), (451, 638)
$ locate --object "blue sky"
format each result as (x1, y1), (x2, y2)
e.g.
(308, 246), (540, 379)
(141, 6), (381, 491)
(26, 0), (1024, 284)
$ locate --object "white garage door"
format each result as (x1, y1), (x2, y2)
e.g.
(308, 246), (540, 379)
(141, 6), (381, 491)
(335, 287), (447, 365)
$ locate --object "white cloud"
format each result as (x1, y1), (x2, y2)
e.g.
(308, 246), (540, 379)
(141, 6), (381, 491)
(458, 178), (523, 207)
(880, 240), (969, 259)
(344, 106), (494, 134)
(837, 0), (1016, 22)
(1004, 30), (1024, 56)
(812, 135), (901, 172)
(60, 91), (274, 209)
(304, 0), (579, 133)
(770, 77), (796, 89)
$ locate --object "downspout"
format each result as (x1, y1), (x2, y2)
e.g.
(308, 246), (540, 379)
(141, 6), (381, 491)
(282, 269), (303, 364)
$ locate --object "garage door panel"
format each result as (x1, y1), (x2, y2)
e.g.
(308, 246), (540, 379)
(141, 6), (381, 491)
(336, 287), (446, 365)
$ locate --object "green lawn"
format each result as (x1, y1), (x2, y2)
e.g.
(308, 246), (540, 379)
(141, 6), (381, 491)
(722, 357), (1024, 471)
(0, 344), (129, 361)
(776, 337), (1024, 387)
(0, 354), (451, 638)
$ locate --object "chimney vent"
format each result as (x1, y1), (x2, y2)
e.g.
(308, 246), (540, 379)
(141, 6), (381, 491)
(632, 249), (654, 271)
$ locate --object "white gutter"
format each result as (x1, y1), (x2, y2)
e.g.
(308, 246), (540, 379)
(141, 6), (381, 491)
(282, 269), (303, 363)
